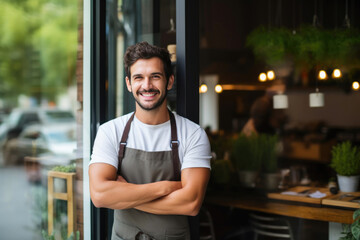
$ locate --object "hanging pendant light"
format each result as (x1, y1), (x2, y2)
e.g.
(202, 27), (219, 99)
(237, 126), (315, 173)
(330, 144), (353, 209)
(352, 81), (360, 91)
(309, 88), (325, 107)
(267, 70), (275, 81)
(273, 93), (288, 109)
(214, 84), (223, 93)
(332, 69), (342, 79)
(258, 72), (267, 82)
(318, 70), (328, 80)
(310, 70), (324, 107)
(199, 83), (208, 93)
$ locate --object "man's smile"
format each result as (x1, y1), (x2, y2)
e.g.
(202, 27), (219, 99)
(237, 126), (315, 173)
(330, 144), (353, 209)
(138, 90), (160, 98)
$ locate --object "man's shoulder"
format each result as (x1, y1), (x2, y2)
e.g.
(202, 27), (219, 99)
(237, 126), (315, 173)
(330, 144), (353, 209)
(173, 112), (203, 133)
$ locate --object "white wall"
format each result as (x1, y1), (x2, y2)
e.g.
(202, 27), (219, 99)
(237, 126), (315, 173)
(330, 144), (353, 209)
(285, 89), (360, 127)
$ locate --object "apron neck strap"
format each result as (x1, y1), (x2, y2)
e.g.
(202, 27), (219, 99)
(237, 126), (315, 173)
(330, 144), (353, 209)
(169, 109), (181, 180)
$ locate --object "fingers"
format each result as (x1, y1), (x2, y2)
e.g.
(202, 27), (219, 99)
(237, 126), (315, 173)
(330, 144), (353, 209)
(117, 175), (127, 183)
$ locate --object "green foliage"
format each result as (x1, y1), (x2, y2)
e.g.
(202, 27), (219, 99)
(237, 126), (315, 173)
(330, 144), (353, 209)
(246, 25), (360, 71)
(340, 208), (360, 240)
(31, 186), (48, 235)
(231, 134), (260, 171)
(260, 134), (279, 173)
(331, 141), (360, 176)
(209, 133), (232, 160)
(246, 27), (290, 65)
(42, 230), (80, 240)
(210, 159), (233, 185)
(231, 133), (278, 173)
(0, 0), (78, 103)
(52, 163), (76, 173)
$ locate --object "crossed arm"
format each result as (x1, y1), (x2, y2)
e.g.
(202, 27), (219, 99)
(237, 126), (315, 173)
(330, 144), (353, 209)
(89, 163), (210, 216)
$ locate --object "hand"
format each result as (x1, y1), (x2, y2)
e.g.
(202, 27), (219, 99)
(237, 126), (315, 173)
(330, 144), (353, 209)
(117, 175), (127, 183)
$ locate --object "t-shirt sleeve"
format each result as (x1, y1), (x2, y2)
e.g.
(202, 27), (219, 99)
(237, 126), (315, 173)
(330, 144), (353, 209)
(181, 127), (212, 170)
(90, 125), (119, 169)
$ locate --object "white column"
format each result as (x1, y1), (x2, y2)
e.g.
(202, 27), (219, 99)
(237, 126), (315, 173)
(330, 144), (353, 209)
(199, 75), (219, 131)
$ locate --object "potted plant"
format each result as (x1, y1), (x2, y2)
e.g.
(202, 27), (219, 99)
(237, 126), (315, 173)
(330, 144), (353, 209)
(339, 208), (360, 240)
(331, 141), (360, 192)
(50, 163), (76, 193)
(231, 134), (262, 188)
(208, 134), (234, 188)
(260, 134), (280, 191)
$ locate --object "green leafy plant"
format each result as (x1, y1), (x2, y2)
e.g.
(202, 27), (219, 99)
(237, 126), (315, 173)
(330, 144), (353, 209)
(42, 230), (80, 240)
(231, 133), (262, 172)
(231, 133), (278, 173)
(340, 208), (360, 240)
(246, 26), (290, 65)
(52, 163), (76, 173)
(260, 134), (279, 174)
(331, 141), (360, 176)
(246, 25), (360, 72)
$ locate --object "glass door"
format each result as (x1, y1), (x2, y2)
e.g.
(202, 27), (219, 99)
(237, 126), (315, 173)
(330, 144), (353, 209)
(0, 0), (85, 239)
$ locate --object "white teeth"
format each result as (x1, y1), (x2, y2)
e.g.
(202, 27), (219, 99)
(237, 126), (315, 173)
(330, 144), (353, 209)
(142, 93), (156, 97)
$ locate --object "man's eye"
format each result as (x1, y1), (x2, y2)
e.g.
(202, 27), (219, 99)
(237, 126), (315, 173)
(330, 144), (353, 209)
(152, 75), (160, 79)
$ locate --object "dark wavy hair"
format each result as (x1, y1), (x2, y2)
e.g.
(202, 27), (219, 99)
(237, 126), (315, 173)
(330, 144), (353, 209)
(124, 42), (173, 81)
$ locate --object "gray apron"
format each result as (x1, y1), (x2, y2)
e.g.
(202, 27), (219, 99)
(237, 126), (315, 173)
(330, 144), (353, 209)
(111, 110), (191, 240)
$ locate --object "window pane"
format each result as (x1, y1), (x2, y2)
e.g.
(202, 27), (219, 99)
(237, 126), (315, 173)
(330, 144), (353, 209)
(0, 0), (84, 239)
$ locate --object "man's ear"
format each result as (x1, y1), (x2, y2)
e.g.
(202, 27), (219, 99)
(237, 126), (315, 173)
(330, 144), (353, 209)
(167, 75), (175, 90)
(125, 76), (132, 92)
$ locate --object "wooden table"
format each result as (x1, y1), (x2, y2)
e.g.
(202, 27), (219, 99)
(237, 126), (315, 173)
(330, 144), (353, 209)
(205, 191), (354, 224)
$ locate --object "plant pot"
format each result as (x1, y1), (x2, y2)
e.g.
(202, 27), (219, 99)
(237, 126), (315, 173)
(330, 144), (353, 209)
(337, 174), (360, 192)
(238, 170), (258, 188)
(54, 177), (67, 193)
(262, 173), (280, 191)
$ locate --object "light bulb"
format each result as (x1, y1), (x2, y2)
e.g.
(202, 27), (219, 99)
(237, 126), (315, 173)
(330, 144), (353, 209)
(199, 84), (208, 93)
(267, 70), (275, 80)
(353, 81), (360, 91)
(215, 84), (223, 93)
(332, 69), (342, 78)
(318, 70), (327, 80)
(258, 72), (267, 82)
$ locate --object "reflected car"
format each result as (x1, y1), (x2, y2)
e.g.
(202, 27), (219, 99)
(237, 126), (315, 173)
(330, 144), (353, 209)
(0, 108), (75, 145)
(3, 123), (77, 166)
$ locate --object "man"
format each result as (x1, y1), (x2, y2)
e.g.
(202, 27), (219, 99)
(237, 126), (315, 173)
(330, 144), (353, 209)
(89, 42), (211, 240)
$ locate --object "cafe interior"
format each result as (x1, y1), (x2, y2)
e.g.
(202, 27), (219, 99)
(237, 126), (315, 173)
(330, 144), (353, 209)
(1, 0), (360, 239)
(192, 0), (360, 239)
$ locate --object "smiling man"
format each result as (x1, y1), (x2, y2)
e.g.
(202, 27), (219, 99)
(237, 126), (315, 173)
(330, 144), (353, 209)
(89, 42), (211, 240)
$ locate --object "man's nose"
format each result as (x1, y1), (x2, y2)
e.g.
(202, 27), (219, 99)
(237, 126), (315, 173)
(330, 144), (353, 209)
(142, 77), (152, 89)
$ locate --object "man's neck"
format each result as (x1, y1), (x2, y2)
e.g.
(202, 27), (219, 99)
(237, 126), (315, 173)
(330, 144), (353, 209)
(134, 104), (170, 125)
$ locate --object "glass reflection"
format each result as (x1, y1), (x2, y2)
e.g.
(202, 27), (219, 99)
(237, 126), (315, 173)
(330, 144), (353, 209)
(0, 0), (80, 239)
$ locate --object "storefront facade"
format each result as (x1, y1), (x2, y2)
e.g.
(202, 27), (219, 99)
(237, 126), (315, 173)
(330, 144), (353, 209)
(1, 0), (360, 239)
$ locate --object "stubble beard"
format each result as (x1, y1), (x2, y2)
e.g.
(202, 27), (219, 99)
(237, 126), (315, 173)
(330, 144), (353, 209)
(135, 89), (168, 111)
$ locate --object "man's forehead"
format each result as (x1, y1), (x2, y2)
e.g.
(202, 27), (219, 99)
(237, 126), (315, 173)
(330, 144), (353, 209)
(130, 58), (165, 75)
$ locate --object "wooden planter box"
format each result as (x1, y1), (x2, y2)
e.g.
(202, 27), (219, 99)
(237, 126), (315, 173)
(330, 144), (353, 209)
(47, 171), (76, 237)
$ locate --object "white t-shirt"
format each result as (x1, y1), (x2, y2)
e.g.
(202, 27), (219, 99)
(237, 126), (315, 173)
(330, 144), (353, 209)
(90, 112), (212, 170)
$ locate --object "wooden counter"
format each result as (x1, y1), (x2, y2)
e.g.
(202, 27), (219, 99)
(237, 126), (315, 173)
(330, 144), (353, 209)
(205, 192), (354, 224)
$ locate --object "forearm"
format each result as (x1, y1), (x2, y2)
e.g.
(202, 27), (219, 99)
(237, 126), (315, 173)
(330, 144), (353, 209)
(135, 187), (204, 216)
(91, 180), (181, 209)
(135, 168), (210, 216)
(89, 163), (181, 210)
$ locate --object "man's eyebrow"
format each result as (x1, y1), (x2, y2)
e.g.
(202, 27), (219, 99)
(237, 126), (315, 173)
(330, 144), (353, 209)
(132, 73), (143, 78)
(150, 72), (164, 76)
(131, 72), (164, 78)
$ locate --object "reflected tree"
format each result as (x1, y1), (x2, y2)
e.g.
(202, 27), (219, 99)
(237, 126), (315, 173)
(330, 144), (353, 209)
(0, 0), (78, 106)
